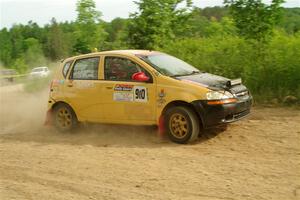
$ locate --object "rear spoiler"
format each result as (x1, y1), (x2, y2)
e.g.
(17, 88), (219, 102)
(226, 78), (242, 87)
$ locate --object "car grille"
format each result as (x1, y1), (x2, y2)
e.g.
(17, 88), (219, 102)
(224, 109), (251, 122)
(235, 90), (249, 97)
(230, 84), (250, 99)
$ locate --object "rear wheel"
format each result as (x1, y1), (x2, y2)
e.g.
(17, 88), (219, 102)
(165, 106), (200, 144)
(53, 104), (78, 132)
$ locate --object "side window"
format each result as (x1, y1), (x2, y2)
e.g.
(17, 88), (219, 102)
(62, 61), (73, 78)
(104, 57), (152, 82)
(71, 57), (99, 80)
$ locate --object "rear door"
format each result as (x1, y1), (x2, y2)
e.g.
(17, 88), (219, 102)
(99, 55), (156, 123)
(63, 56), (103, 122)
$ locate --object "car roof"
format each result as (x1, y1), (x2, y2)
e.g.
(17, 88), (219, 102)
(63, 50), (162, 62)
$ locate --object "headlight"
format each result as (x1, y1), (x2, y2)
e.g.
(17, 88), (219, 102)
(206, 91), (234, 100)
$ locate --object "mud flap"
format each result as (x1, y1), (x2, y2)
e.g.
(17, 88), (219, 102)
(44, 109), (53, 126)
(158, 115), (165, 137)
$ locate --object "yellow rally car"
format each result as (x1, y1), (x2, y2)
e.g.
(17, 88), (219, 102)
(46, 50), (252, 144)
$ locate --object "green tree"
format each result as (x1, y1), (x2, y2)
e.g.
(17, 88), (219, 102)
(10, 25), (25, 60)
(224, 0), (285, 41)
(200, 6), (229, 21)
(23, 38), (46, 69)
(204, 17), (237, 37)
(0, 28), (13, 66)
(224, 0), (286, 94)
(74, 0), (107, 53)
(12, 57), (28, 73)
(128, 0), (192, 49)
(279, 8), (300, 33)
(104, 18), (129, 49)
(22, 21), (45, 43)
(184, 8), (211, 37)
(47, 18), (70, 60)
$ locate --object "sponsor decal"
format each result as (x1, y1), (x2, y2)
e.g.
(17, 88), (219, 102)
(157, 89), (166, 106)
(114, 84), (134, 91)
(52, 79), (60, 86)
(113, 92), (134, 102)
(76, 81), (95, 89)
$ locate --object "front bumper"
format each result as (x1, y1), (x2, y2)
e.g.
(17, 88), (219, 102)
(192, 96), (253, 128)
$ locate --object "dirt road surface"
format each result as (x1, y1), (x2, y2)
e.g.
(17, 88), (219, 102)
(0, 85), (299, 200)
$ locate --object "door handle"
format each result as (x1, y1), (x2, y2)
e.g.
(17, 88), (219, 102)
(67, 82), (73, 87)
(106, 86), (113, 90)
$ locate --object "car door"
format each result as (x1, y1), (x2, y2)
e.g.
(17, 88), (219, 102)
(99, 55), (156, 124)
(63, 56), (103, 122)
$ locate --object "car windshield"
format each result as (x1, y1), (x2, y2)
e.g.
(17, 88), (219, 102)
(138, 54), (201, 77)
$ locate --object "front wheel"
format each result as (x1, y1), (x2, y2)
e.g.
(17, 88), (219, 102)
(165, 106), (200, 144)
(53, 104), (78, 132)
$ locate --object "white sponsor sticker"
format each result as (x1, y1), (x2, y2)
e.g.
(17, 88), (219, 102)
(75, 81), (95, 89)
(113, 92), (134, 102)
(133, 86), (148, 102)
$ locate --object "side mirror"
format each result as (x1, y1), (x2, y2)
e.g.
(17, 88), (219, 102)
(132, 72), (150, 82)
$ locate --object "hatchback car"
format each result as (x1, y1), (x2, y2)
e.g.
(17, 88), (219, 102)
(46, 50), (252, 144)
(30, 66), (50, 78)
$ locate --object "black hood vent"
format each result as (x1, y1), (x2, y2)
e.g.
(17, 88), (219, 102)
(177, 73), (248, 96)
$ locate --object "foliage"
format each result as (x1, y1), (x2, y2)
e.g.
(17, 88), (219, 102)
(76, 0), (101, 24)
(0, 28), (12, 66)
(199, 6), (229, 21)
(128, 0), (192, 49)
(23, 38), (46, 68)
(12, 57), (28, 74)
(103, 18), (129, 49)
(46, 18), (70, 60)
(224, 0), (285, 42)
(74, 0), (107, 53)
(279, 8), (300, 34)
(162, 32), (300, 101)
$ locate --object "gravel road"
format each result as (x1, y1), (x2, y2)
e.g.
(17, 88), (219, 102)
(0, 86), (299, 200)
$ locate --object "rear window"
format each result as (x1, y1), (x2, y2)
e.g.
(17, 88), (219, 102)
(71, 57), (99, 80)
(62, 61), (73, 78)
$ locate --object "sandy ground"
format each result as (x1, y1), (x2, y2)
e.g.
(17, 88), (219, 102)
(0, 84), (299, 200)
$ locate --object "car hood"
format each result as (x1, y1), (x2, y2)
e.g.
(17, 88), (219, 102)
(176, 72), (230, 90)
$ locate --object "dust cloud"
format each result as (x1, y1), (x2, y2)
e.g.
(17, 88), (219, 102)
(0, 85), (48, 134)
(0, 84), (161, 147)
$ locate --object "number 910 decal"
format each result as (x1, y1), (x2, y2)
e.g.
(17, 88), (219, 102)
(134, 86), (148, 102)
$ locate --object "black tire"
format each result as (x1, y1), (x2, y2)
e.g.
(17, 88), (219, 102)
(165, 106), (200, 144)
(53, 103), (78, 132)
